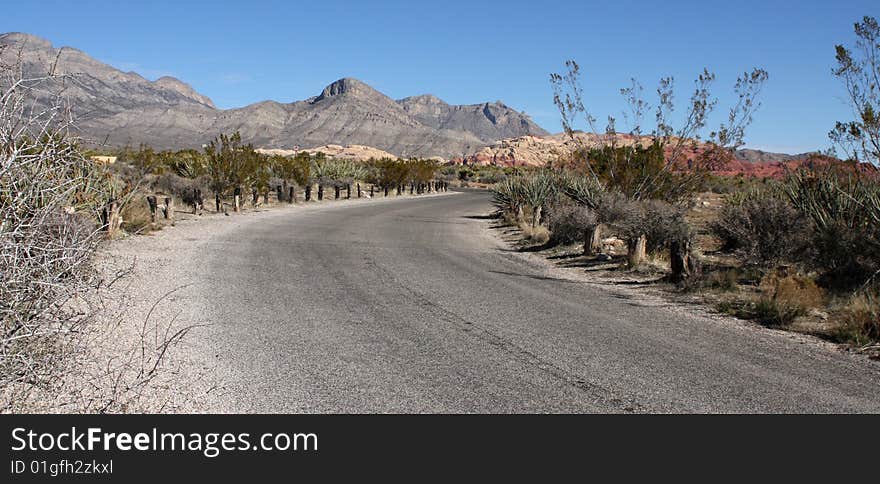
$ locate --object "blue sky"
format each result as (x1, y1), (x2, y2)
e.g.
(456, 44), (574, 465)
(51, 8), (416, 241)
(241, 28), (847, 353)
(3, 0), (878, 153)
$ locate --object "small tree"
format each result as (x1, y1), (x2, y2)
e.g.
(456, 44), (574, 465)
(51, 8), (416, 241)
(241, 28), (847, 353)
(204, 131), (258, 212)
(830, 16), (880, 165)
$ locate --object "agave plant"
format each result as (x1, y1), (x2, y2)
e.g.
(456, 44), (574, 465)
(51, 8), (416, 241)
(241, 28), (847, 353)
(490, 176), (525, 218)
(784, 170), (870, 231)
(562, 173), (605, 209)
(312, 158), (368, 186)
(522, 172), (560, 227)
(784, 169), (880, 279)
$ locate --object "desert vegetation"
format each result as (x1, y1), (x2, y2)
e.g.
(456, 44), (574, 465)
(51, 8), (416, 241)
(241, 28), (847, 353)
(103, 140), (446, 227)
(0, 50), (211, 411)
(490, 16), (880, 354)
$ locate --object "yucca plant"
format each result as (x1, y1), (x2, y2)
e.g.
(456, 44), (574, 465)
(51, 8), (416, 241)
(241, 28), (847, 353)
(522, 172), (559, 227)
(493, 175), (531, 222)
(784, 169), (880, 283)
(562, 173), (605, 209)
(784, 170), (867, 231)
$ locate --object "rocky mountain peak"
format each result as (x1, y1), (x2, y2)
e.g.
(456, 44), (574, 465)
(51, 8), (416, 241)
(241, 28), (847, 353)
(398, 94), (447, 106)
(0, 32), (52, 50)
(316, 77), (382, 101)
(154, 76), (216, 108)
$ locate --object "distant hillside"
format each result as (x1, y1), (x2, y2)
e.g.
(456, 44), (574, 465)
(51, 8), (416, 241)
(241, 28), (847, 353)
(0, 32), (546, 158)
(451, 133), (869, 178)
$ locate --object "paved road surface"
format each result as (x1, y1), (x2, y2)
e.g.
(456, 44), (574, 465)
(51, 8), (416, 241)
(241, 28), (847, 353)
(187, 190), (880, 412)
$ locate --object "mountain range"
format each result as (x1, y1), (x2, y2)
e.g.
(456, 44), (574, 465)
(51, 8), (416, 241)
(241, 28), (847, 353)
(0, 32), (547, 158)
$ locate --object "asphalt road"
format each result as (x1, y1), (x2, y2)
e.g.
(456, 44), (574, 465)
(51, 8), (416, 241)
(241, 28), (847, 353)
(193, 190), (880, 413)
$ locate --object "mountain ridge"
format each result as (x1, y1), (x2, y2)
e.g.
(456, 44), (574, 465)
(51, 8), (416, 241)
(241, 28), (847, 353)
(0, 32), (547, 158)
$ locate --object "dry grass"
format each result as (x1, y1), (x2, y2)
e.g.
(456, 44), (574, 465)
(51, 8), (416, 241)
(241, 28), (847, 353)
(120, 198), (159, 235)
(520, 223), (550, 244)
(832, 291), (880, 347)
(761, 273), (826, 310)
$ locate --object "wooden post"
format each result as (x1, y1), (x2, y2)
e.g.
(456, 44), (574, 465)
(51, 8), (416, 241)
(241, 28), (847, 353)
(263, 191), (269, 205)
(102, 200), (120, 237)
(318, 185), (324, 201)
(163, 197), (174, 222)
(289, 186), (295, 204)
(370, 185), (374, 197)
(584, 224), (602, 255)
(334, 186), (340, 199)
(146, 196), (158, 223)
(305, 185), (312, 201)
(384, 186), (389, 197)
(276, 185), (283, 203)
(252, 188), (259, 206)
(215, 193), (221, 213)
(233, 187), (241, 212)
(346, 184), (351, 199)
(194, 189), (203, 215)
(670, 239), (699, 282)
(628, 234), (647, 267)
(531, 205), (542, 228)
(357, 184), (362, 198)
(409, 182), (414, 194)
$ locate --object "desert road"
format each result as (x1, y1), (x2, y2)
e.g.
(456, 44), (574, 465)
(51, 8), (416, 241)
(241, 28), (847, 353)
(166, 190), (880, 413)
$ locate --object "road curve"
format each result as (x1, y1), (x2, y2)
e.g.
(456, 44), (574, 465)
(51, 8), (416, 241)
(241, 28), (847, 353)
(188, 190), (880, 413)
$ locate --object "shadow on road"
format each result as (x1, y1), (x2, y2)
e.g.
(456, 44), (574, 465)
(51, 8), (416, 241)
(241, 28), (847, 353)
(486, 269), (580, 284)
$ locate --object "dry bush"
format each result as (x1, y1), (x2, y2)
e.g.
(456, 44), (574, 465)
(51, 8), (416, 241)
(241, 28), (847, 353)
(120, 197), (157, 234)
(547, 203), (597, 245)
(520, 223), (550, 244)
(833, 290), (880, 346)
(711, 192), (811, 267)
(717, 297), (805, 328)
(1, 52), (195, 412)
(761, 273), (826, 310)
(703, 268), (740, 292)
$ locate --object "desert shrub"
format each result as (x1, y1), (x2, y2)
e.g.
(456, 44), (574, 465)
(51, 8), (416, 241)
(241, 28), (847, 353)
(719, 297), (805, 328)
(0, 67), (110, 409)
(711, 190), (810, 267)
(477, 171), (505, 184)
(638, 200), (691, 254)
(784, 169), (880, 288)
(717, 273), (820, 328)
(154, 173), (208, 199)
(606, 197), (691, 253)
(704, 268), (740, 291)
(520, 224), (550, 244)
(833, 290), (880, 345)
(594, 191), (638, 228)
(547, 203), (597, 245)
(761, 273), (826, 310)
(120, 197), (156, 234)
(749, 297), (806, 327)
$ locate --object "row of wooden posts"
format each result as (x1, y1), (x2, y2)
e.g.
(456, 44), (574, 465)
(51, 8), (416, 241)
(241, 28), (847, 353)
(101, 180), (450, 237)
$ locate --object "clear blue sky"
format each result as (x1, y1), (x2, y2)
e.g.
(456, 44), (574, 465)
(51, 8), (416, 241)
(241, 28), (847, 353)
(3, 0), (878, 153)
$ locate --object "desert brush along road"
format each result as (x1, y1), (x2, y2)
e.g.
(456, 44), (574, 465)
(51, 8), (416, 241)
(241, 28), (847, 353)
(127, 190), (880, 413)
